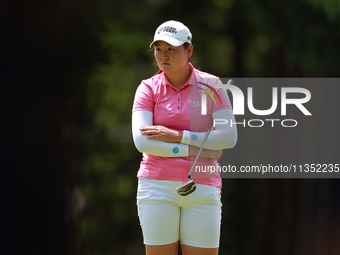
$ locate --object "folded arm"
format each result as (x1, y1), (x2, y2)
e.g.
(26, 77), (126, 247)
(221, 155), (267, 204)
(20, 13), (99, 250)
(132, 110), (223, 161)
(181, 109), (238, 150)
(132, 110), (189, 157)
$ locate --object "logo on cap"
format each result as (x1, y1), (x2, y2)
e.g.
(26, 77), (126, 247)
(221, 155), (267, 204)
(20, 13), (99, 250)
(157, 26), (178, 34)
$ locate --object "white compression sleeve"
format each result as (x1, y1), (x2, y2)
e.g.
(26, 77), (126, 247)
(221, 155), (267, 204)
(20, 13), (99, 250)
(180, 109), (238, 150)
(132, 110), (189, 157)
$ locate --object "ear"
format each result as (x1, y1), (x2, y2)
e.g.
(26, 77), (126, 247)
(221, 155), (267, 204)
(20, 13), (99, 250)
(187, 44), (193, 58)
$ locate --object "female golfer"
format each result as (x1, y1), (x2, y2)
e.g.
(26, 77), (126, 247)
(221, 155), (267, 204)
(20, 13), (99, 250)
(132, 20), (237, 255)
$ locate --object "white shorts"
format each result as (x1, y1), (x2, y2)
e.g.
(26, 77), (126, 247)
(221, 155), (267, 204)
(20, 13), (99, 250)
(136, 177), (222, 248)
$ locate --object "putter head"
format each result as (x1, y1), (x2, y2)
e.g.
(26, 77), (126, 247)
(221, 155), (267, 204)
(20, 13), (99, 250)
(176, 179), (196, 196)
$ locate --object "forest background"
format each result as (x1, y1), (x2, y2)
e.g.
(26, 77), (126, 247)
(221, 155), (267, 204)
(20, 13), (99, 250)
(2, 0), (340, 254)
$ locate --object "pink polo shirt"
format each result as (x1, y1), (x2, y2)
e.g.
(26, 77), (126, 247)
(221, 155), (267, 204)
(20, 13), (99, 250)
(132, 63), (232, 188)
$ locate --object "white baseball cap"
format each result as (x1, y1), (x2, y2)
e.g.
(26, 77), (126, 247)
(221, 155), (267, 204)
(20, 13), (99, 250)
(149, 20), (192, 48)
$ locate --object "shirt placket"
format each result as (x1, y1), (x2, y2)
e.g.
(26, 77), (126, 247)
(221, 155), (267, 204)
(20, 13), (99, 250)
(176, 90), (181, 114)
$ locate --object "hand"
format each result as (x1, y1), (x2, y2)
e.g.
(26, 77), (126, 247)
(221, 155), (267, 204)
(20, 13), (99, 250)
(189, 146), (223, 161)
(139, 125), (182, 143)
(201, 148), (223, 161)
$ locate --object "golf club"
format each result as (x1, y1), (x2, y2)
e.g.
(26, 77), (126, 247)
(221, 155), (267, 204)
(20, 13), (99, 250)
(176, 120), (214, 196)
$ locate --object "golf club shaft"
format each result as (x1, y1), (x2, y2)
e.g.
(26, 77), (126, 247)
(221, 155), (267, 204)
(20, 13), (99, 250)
(188, 120), (214, 179)
(187, 79), (233, 179)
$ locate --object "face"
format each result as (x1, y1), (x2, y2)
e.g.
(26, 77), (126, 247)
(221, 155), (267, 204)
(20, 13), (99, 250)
(154, 41), (193, 75)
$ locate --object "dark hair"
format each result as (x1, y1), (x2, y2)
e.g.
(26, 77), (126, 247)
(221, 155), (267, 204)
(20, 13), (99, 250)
(154, 42), (193, 75)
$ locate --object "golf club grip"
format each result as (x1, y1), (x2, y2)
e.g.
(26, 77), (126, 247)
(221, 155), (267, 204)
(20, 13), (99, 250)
(188, 120), (214, 178)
